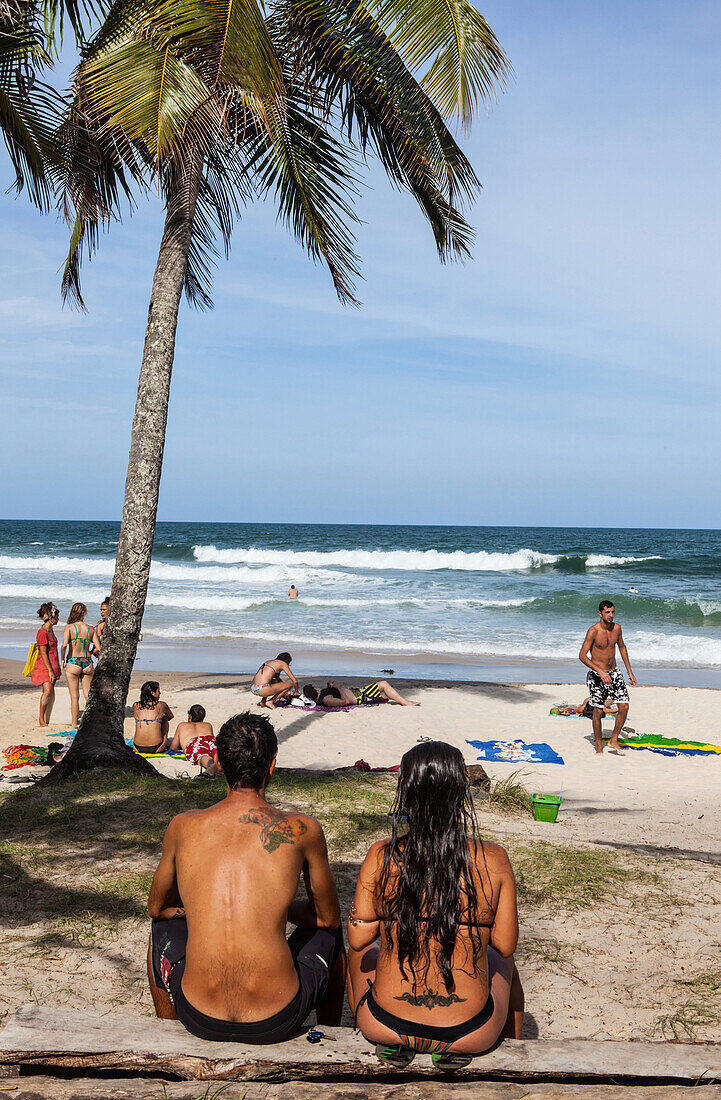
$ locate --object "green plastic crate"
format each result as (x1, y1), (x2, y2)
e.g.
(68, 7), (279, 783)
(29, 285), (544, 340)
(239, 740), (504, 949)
(532, 793), (562, 823)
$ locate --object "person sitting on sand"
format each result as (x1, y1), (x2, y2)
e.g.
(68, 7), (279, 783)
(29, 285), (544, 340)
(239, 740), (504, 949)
(303, 679), (420, 708)
(147, 711), (345, 1042)
(133, 681), (174, 754)
(251, 652), (298, 709)
(169, 704), (218, 775)
(348, 741), (523, 1070)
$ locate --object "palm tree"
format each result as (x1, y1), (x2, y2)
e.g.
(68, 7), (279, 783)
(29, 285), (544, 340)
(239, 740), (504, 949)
(48, 0), (509, 780)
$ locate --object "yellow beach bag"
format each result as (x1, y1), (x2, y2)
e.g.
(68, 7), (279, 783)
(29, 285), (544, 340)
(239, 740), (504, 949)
(23, 643), (38, 678)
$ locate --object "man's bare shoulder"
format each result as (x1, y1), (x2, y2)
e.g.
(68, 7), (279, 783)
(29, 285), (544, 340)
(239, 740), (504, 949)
(237, 803), (322, 853)
(163, 808), (207, 839)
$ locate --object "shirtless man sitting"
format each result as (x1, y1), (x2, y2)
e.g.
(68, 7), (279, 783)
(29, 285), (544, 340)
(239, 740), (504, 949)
(303, 679), (420, 707)
(169, 704), (217, 776)
(251, 652), (298, 709)
(579, 600), (637, 754)
(147, 711), (345, 1042)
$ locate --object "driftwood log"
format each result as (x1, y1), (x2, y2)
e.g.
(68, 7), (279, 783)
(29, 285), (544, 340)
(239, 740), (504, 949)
(0, 1006), (719, 1085)
(1, 1078), (720, 1099)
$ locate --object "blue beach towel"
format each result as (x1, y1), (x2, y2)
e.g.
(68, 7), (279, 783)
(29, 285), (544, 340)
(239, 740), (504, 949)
(467, 739), (565, 766)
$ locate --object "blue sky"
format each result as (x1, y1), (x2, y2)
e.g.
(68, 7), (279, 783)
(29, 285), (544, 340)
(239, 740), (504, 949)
(2, 0), (720, 527)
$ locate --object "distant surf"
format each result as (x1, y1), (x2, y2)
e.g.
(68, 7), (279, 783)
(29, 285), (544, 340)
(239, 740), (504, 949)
(1, 520), (720, 675)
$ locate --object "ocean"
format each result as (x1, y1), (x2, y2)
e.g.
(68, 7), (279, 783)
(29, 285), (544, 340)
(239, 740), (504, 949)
(1, 520), (720, 686)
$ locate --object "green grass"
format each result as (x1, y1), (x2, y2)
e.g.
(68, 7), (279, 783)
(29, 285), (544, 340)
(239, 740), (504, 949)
(0, 768), (395, 853)
(483, 770), (534, 816)
(507, 841), (681, 912)
(656, 968), (721, 1040)
(0, 770), (687, 989)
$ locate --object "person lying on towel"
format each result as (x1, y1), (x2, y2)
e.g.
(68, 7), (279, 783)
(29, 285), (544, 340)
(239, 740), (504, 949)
(168, 704), (217, 775)
(147, 711), (345, 1042)
(303, 679), (420, 707)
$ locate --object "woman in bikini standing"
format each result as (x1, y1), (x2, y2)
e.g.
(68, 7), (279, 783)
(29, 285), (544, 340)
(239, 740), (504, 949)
(31, 602), (61, 726)
(133, 681), (174, 753)
(348, 741), (524, 1070)
(61, 603), (97, 728)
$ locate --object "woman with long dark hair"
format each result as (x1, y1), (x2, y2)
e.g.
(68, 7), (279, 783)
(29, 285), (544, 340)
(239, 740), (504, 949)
(132, 681), (174, 753)
(348, 741), (524, 1070)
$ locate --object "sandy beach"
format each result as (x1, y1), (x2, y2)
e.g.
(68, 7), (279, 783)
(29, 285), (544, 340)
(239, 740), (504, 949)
(2, 658), (719, 855)
(0, 657), (719, 1043)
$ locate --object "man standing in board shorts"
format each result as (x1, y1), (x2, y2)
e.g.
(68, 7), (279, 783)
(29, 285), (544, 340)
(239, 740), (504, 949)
(579, 600), (637, 754)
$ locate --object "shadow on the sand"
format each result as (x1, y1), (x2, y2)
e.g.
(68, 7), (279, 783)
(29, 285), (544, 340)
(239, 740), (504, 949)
(560, 798), (645, 816)
(596, 840), (721, 867)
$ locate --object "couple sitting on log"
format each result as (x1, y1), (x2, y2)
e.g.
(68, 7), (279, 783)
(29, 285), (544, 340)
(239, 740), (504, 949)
(148, 714), (524, 1070)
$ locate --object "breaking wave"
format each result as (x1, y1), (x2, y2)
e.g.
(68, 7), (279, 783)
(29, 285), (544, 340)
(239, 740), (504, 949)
(192, 545), (661, 573)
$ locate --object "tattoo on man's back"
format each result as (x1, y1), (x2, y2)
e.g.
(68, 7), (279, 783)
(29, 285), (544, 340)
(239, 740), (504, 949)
(239, 807), (307, 852)
(394, 990), (466, 1009)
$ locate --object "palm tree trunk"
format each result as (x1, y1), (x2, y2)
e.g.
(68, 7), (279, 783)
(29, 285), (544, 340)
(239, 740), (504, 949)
(47, 161), (202, 782)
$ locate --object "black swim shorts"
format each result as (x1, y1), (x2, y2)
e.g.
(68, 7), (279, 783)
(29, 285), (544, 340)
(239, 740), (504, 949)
(586, 668), (629, 708)
(150, 918), (343, 1044)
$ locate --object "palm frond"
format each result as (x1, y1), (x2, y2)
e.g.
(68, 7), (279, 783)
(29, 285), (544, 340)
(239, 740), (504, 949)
(0, 0), (57, 204)
(272, 0), (477, 259)
(133, 0), (283, 107)
(55, 98), (146, 307)
(371, 0), (510, 126)
(79, 27), (220, 163)
(41, 0), (101, 49)
(179, 131), (252, 307)
(242, 81), (361, 304)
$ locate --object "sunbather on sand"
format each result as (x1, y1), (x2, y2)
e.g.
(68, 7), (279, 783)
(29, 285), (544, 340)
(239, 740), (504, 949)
(147, 711), (345, 1042)
(250, 652), (298, 709)
(169, 705), (217, 775)
(576, 697), (618, 718)
(133, 681), (173, 753)
(348, 741), (523, 1070)
(303, 679), (420, 707)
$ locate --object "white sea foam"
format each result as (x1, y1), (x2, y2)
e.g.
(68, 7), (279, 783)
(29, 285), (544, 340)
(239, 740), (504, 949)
(192, 544), (663, 572)
(138, 625), (721, 667)
(0, 583), (110, 602)
(0, 555), (348, 586)
(192, 545), (562, 571)
(585, 554), (660, 567)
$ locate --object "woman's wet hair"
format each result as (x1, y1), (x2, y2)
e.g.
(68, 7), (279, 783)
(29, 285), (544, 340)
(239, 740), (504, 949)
(36, 602), (57, 621)
(216, 711), (277, 789)
(67, 602), (87, 624)
(303, 684), (319, 703)
(188, 704), (206, 723)
(276, 651), (292, 664)
(375, 741), (489, 993)
(138, 681), (160, 709)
